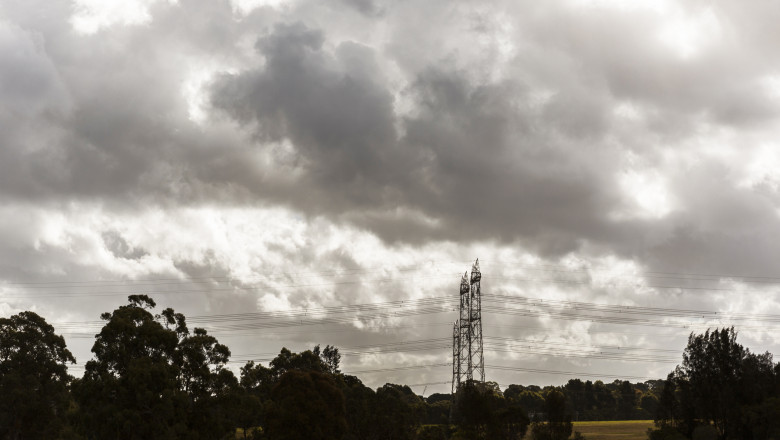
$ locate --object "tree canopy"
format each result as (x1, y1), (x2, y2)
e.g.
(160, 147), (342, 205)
(72, 295), (236, 440)
(529, 389), (573, 440)
(7, 298), (780, 440)
(652, 327), (780, 440)
(452, 380), (529, 440)
(0, 311), (76, 440)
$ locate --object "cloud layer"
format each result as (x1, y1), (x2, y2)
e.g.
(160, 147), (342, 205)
(3, 0), (780, 389)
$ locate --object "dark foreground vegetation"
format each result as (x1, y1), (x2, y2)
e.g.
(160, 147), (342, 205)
(1, 296), (778, 439)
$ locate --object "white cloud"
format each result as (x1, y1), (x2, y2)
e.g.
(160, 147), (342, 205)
(230, 0), (293, 16)
(613, 166), (674, 220)
(70, 0), (177, 34)
(4, 0), (780, 390)
(738, 143), (780, 192)
(657, 6), (722, 59)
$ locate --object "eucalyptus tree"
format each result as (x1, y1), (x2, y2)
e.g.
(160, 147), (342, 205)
(0, 311), (76, 439)
(73, 295), (237, 439)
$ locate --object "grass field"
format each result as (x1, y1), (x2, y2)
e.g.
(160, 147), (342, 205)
(568, 420), (654, 440)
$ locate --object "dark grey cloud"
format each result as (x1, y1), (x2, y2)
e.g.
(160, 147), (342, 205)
(0, 0), (274, 205)
(209, 22), (625, 256)
(524, 2), (780, 129)
(337, 0), (384, 17)
(2, 0), (780, 292)
(212, 22), (401, 193)
(102, 230), (148, 260)
(201, 1), (780, 279)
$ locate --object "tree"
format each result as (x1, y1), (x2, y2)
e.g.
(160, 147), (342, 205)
(494, 397), (530, 440)
(320, 344), (341, 375)
(176, 327), (238, 439)
(0, 311), (76, 439)
(453, 381), (528, 440)
(640, 393), (659, 419)
(373, 383), (423, 440)
(73, 295), (186, 439)
(417, 425), (448, 440)
(565, 379), (586, 420)
(337, 374), (378, 440)
(503, 384), (525, 402)
(424, 392), (452, 425)
(590, 380), (616, 420)
(269, 345), (332, 379)
(427, 392), (452, 404)
(237, 361), (273, 437)
(423, 399), (451, 425)
(453, 380), (496, 438)
(264, 370), (347, 440)
(682, 328), (743, 438)
(616, 380), (638, 420)
(741, 397), (780, 440)
(653, 327), (779, 440)
(529, 389), (573, 440)
(515, 389), (545, 416)
(72, 295), (237, 439)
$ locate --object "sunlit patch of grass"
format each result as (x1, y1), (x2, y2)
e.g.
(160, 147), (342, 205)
(569, 420), (654, 440)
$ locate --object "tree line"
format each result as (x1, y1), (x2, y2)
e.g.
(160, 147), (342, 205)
(1, 295), (779, 439)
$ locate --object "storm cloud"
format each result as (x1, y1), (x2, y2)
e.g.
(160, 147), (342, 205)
(3, 0), (780, 389)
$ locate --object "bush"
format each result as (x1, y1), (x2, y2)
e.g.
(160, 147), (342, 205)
(417, 425), (448, 440)
(647, 426), (688, 440)
(691, 425), (718, 440)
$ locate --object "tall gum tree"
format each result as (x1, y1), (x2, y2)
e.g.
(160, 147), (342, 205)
(72, 295), (237, 440)
(0, 311), (76, 439)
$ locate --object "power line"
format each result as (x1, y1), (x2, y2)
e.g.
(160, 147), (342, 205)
(7, 258), (780, 288)
(6, 258), (780, 300)
(486, 364), (656, 382)
(480, 259), (780, 284)
(0, 262), (471, 287)
(47, 291), (780, 341)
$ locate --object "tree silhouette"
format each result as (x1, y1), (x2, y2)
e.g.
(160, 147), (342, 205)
(0, 311), (75, 439)
(654, 327), (779, 440)
(265, 370), (347, 440)
(72, 295), (237, 439)
(529, 389), (573, 440)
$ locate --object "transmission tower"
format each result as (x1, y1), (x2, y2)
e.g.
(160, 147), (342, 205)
(451, 259), (485, 396)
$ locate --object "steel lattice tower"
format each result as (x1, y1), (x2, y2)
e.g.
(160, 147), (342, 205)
(452, 259), (485, 396)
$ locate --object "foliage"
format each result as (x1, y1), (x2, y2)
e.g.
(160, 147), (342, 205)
(453, 380), (529, 440)
(319, 344), (341, 375)
(427, 392), (452, 404)
(265, 370), (347, 440)
(9, 298), (780, 440)
(616, 381), (639, 420)
(417, 425), (449, 440)
(0, 311), (76, 439)
(268, 344), (340, 379)
(373, 383), (423, 440)
(652, 327), (780, 440)
(530, 389), (573, 440)
(72, 295), (237, 439)
(518, 389), (546, 415)
(338, 374), (377, 440)
(236, 361), (272, 435)
(647, 425), (688, 440)
(424, 400), (451, 425)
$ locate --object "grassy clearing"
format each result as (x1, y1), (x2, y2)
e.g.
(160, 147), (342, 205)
(569, 420), (653, 440)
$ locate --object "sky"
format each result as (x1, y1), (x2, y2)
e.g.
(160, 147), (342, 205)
(3, 0), (780, 395)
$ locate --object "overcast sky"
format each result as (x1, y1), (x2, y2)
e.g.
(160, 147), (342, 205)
(3, 0), (780, 394)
